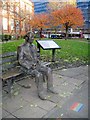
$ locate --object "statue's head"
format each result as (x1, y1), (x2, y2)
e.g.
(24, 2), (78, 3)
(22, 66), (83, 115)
(24, 31), (34, 44)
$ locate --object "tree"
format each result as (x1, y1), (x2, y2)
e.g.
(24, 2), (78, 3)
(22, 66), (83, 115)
(2, 0), (34, 38)
(51, 5), (84, 39)
(48, 13), (60, 33)
(30, 13), (49, 39)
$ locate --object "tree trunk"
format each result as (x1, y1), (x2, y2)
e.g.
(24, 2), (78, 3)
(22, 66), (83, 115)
(65, 22), (69, 40)
(55, 28), (57, 34)
(39, 28), (42, 39)
(65, 29), (68, 40)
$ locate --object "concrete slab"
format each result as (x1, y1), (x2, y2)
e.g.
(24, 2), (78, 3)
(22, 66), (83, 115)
(79, 66), (88, 76)
(17, 77), (35, 89)
(63, 85), (88, 118)
(2, 90), (8, 98)
(13, 105), (47, 118)
(17, 78), (40, 102)
(2, 94), (29, 113)
(55, 75), (86, 89)
(47, 94), (64, 103)
(53, 74), (66, 86)
(1, 66), (88, 119)
(55, 66), (88, 77)
(0, 79), (2, 91)
(73, 74), (88, 81)
(34, 99), (56, 111)
(56, 82), (76, 94)
(44, 83), (88, 118)
(2, 109), (10, 118)
(3, 111), (17, 118)
(4, 114), (16, 118)
(0, 107), (2, 119)
(62, 79), (85, 87)
(43, 105), (69, 118)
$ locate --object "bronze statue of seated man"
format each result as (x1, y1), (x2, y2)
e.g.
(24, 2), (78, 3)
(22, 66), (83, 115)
(18, 31), (58, 100)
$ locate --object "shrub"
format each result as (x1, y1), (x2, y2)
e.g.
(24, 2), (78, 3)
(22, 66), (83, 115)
(0, 34), (11, 42)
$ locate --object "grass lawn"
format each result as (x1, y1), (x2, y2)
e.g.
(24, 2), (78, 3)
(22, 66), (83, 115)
(0, 38), (89, 64)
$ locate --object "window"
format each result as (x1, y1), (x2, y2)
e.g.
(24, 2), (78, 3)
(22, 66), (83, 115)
(11, 19), (14, 30)
(3, 17), (8, 30)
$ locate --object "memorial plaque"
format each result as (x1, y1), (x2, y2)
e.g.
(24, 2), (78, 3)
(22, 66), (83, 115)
(37, 40), (61, 50)
(36, 40), (61, 61)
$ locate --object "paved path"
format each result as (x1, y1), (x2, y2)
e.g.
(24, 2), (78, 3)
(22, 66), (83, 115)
(1, 65), (88, 119)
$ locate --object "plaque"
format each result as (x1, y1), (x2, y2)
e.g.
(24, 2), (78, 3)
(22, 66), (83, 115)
(37, 40), (60, 50)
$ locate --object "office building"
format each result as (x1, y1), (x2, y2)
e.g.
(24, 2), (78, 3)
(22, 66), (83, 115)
(76, 0), (90, 32)
(33, 0), (49, 14)
(32, 0), (76, 14)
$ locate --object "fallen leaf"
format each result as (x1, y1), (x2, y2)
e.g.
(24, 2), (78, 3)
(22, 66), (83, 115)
(14, 91), (19, 96)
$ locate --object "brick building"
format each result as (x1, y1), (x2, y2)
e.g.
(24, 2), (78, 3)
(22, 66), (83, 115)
(0, 0), (34, 39)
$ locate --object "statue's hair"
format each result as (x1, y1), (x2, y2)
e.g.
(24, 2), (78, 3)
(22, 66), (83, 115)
(24, 31), (34, 39)
(27, 31), (33, 35)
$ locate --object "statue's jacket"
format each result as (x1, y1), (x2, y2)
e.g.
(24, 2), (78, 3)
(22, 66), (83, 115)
(18, 43), (40, 74)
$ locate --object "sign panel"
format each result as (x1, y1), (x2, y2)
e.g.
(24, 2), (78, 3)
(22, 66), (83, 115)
(37, 40), (60, 49)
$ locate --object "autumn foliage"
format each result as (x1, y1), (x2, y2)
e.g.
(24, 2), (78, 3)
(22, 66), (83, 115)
(30, 13), (49, 38)
(30, 5), (84, 39)
(51, 5), (84, 38)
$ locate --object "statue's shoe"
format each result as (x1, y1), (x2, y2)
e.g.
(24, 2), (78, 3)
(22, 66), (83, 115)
(38, 92), (47, 100)
(47, 87), (58, 94)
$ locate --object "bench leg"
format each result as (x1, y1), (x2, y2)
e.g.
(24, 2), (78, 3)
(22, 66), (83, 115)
(7, 79), (13, 94)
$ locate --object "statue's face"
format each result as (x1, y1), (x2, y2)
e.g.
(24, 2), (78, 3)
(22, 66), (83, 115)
(26, 32), (34, 44)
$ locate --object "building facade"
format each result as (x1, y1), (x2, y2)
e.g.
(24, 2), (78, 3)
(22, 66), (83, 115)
(33, 0), (48, 14)
(76, 0), (90, 32)
(33, 0), (76, 14)
(0, 0), (34, 39)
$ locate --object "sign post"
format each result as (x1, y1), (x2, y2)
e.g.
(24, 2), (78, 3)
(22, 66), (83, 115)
(36, 40), (61, 62)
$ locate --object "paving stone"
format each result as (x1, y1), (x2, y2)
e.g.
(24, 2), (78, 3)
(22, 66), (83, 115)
(46, 82), (88, 118)
(56, 96), (71, 108)
(56, 76), (86, 88)
(64, 79), (85, 87)
(19, 84), (49, 103)
(56, 67), (87, 77)
(1, 66), (88, 118)
(2, 94), (29, 113)
(53, 74), (66, 86)
(5, 80), (37, 102)
(0, 107), (2, 119)
(13, 105), (47, 118)
(0, 91), (2, 98)
(17, 78), (39, 97)
(79, 66), (88, 76)
(2, 109), (10, 118)
(47, 94), (63, 103)
(0, 79), (2, 91)
(62, 86), (88, 118)
(2, 90), (8, 98)
(4, 114), (16, 118)
(34, 99), (56, 111)
(56, 82), (76, 94)
(20, 90), (41, 103)
(17, 77), (35, 88)
(43, 106), (70, 118)
(0, 94), (2, 105)
(73, 74), (88, 82)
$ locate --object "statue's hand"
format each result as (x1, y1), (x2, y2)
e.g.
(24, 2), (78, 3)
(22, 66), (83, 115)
(31, 63), (37, 69)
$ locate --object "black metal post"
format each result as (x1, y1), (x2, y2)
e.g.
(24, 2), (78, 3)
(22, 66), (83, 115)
(52, 49), (55, 62)
(37, 42), (40, 53)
